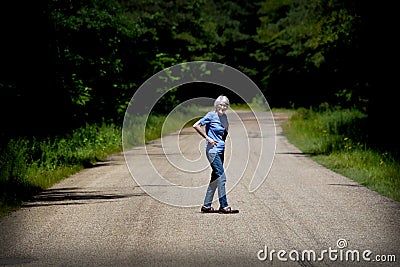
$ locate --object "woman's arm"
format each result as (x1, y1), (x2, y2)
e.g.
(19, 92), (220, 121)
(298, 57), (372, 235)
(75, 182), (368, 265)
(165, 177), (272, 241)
(223, 121), (229, 141)
(222, 129), (228, 141)
(193, 119), (217, 146)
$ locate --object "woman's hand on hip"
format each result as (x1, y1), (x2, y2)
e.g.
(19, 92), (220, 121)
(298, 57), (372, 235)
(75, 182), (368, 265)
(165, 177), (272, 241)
(207, 137), (218, 147)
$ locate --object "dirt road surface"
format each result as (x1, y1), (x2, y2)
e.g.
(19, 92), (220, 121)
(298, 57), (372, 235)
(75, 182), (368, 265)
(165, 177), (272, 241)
(1, 111), (399, 267)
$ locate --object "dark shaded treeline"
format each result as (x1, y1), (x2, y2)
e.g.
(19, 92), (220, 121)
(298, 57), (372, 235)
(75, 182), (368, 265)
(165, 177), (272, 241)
(0, 0), (397, 151)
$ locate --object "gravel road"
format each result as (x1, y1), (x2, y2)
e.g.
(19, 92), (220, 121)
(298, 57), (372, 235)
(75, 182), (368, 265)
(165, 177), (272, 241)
(0, 111), (399, 267)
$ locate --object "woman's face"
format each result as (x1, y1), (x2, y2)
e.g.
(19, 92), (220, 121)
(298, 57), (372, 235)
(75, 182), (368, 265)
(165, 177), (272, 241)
(216, 101), (228, 115)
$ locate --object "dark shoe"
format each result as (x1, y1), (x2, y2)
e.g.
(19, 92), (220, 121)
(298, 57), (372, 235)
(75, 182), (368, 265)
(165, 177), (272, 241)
(219, 206), (239, 214)
(201, 206), (218, 213)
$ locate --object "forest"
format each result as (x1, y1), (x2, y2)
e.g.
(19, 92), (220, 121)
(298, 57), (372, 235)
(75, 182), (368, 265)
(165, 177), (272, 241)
(0, 0), (397, 151)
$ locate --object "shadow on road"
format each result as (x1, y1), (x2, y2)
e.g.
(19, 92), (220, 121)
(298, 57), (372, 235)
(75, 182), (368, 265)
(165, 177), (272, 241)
(22, 187), (146, 208)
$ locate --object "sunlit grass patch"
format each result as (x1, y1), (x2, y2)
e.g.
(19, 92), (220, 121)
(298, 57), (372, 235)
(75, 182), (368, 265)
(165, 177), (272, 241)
(282, 107), (400, 202)
(0, 123), (123, 216)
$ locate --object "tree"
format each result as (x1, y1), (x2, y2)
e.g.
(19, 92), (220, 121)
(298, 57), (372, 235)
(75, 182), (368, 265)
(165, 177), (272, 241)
(254, 0), (360, 107)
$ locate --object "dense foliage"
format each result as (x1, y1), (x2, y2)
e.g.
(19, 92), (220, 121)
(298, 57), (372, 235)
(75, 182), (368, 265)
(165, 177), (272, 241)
(0, 0), (396, 148)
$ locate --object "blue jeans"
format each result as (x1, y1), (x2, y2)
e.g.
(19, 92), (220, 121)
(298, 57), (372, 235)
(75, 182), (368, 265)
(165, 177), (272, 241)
(203, 151), (228, 208)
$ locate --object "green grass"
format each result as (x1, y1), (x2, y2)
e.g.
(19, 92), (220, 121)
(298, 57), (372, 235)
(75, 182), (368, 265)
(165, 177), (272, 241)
(0, 123), (123, 217)
(280, 107), (400, 202)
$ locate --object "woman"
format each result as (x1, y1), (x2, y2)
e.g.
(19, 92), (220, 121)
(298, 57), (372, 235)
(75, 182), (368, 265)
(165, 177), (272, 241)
(193, 95), (239, 214)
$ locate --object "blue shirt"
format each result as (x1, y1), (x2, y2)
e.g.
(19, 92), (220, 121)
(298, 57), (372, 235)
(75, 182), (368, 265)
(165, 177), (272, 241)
(200, 111), (228, 153)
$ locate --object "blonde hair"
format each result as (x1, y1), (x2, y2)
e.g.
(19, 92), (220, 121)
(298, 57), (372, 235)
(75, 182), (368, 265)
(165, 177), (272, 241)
(214, 95), (230, 108)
